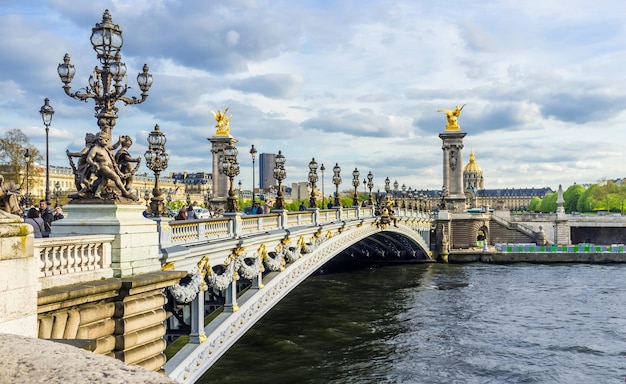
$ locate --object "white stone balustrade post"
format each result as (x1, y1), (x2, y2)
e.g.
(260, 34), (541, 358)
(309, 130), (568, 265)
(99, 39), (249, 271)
(189, 289), (206, 344)
(223, 280), (238, 313)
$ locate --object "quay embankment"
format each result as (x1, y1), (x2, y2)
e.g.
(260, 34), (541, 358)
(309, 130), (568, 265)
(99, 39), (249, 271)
(448, 244), (626, 264)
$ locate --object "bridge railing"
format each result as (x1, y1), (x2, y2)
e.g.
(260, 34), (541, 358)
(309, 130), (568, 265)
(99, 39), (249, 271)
(36, 206), (424, 289)
(35, 235), (116, 290)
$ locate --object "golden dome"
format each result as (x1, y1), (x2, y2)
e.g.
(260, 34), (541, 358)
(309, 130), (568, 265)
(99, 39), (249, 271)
(463, 149), (482, 173)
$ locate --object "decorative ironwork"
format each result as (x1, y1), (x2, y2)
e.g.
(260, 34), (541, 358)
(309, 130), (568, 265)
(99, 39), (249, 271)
(332, 163), (341, 208)
(24, 149), (32, 208)
(144, 124), (170, 217)
(352, 168), (360, 207)
(250, 145), (257, 203)
(308, 158), (318, 208)
(58, 10), (152, 203)
(221, 142), (240, 213)
(366, 171), (374, 205)
(39, 98), (54, 203)
(273, 151), (286, 210)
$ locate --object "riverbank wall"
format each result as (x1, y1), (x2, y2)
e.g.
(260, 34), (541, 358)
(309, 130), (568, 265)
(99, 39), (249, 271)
(448, 244), (626, 264)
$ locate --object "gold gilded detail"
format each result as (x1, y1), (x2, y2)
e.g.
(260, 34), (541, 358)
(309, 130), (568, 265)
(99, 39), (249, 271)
(161, 261), (175, 270)
(212, 107), (231, 136)
(437, 104), (465, 131)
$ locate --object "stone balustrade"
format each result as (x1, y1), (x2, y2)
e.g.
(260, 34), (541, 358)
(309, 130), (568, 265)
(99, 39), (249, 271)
(35, 235), (115, 290)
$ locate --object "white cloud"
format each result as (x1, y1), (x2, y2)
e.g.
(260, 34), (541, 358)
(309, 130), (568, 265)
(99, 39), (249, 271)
(1, 0), (626, 192)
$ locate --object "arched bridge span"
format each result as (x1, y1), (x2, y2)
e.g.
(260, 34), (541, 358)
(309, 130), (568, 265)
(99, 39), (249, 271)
(163, 209), (433, 382)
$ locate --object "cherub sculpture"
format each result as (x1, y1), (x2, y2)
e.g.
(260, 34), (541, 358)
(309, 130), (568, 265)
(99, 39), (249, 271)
(212, 107), (231, 136)
(437, 104), (465, 131)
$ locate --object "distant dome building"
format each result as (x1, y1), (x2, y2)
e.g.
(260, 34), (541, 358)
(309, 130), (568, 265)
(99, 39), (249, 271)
(463, 149), (484, 191)
(463, 150), (483, 208)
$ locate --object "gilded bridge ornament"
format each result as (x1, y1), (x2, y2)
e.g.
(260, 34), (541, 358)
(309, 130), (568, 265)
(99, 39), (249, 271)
(212, 107), (232, 136)
(438, 104), (465, 131)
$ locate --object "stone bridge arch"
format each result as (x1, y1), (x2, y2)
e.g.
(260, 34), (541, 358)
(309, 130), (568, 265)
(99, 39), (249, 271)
(164, 220), (432, 382)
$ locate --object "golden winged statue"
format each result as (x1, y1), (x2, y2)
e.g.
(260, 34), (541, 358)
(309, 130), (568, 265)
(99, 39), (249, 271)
(212, 107), (232, 136)
(437, 104), (465, 131)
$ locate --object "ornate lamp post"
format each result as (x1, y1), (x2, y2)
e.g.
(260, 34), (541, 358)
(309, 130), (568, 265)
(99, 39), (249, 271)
(320, 163), (325, 209)
(332, 163), (341, 207)
(238, 180), (242, 195)
(352, 168), (360, 207)
(366, 171), (374, 205)
(384, 177), (390, 202)
(308, 158), (318, 208)
(393, 180), (399, 206)
(53, 181), (62, 208)
(57, 10), (152, 201)
(167, 190), (172, 204)
(221, 142), (240, 213)
(24, 149), (32, 208)
(401, 184), (407, 208)
(144, 124), (169, 217)
(249, 144), (257, 203)
(273, 150), (286, 210)
(39, 98), (54, 203)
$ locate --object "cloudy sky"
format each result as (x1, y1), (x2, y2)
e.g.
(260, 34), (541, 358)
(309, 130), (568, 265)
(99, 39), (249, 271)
(2, 0), (626, 194)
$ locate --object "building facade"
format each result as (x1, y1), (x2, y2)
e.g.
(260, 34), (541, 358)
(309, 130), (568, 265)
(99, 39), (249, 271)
(259, 153), (276, 189)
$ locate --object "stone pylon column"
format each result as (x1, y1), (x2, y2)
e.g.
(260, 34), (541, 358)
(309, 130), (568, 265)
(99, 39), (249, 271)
(207, 135), (238, 204)
(439, 131), (467, 212)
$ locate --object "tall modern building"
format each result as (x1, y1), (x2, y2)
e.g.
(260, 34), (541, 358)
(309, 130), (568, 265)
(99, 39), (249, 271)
(259, 153), (276, 189)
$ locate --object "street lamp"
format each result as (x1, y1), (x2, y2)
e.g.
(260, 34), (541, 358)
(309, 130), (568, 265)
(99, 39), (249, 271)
(320, 163), (325, 209)
(384, 177), (390, 202)
(393, 180), (399, 206)
(53, 181), (62, 208)
(57, 9), (152, 201)
(221, 142), (240, 213)
(24, 149), (32, 208)
(332, 163), (341, 208)
(402, 184), (407, 208)
(273, 150), (286, 210)
(238, 180), (242, 195)
(144, 124), (169, 217)
(39, 98), (54, 203)
(366, 171), (374, 205)
(352, 168), (360, 207)
(308, 158), (318, 208)
(250, 144), (257, 203)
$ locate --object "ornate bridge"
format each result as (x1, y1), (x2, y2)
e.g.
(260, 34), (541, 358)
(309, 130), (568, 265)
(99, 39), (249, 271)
(160, 206), (432, 382)
(30, 205), (432, 382)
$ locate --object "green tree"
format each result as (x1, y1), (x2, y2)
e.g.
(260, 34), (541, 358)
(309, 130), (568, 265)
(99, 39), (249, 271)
(539, 192), (557, 212)
(0, 128), (42, 189)
(529, 196), (542, 212)
(563, 184), (585, 213)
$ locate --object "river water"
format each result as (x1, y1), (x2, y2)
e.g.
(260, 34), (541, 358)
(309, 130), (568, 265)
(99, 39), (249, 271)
(203, 263), (626, 383)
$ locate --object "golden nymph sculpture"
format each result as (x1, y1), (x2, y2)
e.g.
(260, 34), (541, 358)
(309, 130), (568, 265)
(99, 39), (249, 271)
(437, 104), (465, 131)
(212, 107), (232, 136)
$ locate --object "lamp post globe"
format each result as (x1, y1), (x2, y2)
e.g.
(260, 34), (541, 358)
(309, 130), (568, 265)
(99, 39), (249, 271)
(351, 168), (360, 207)
(39, 98), (54, 203)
